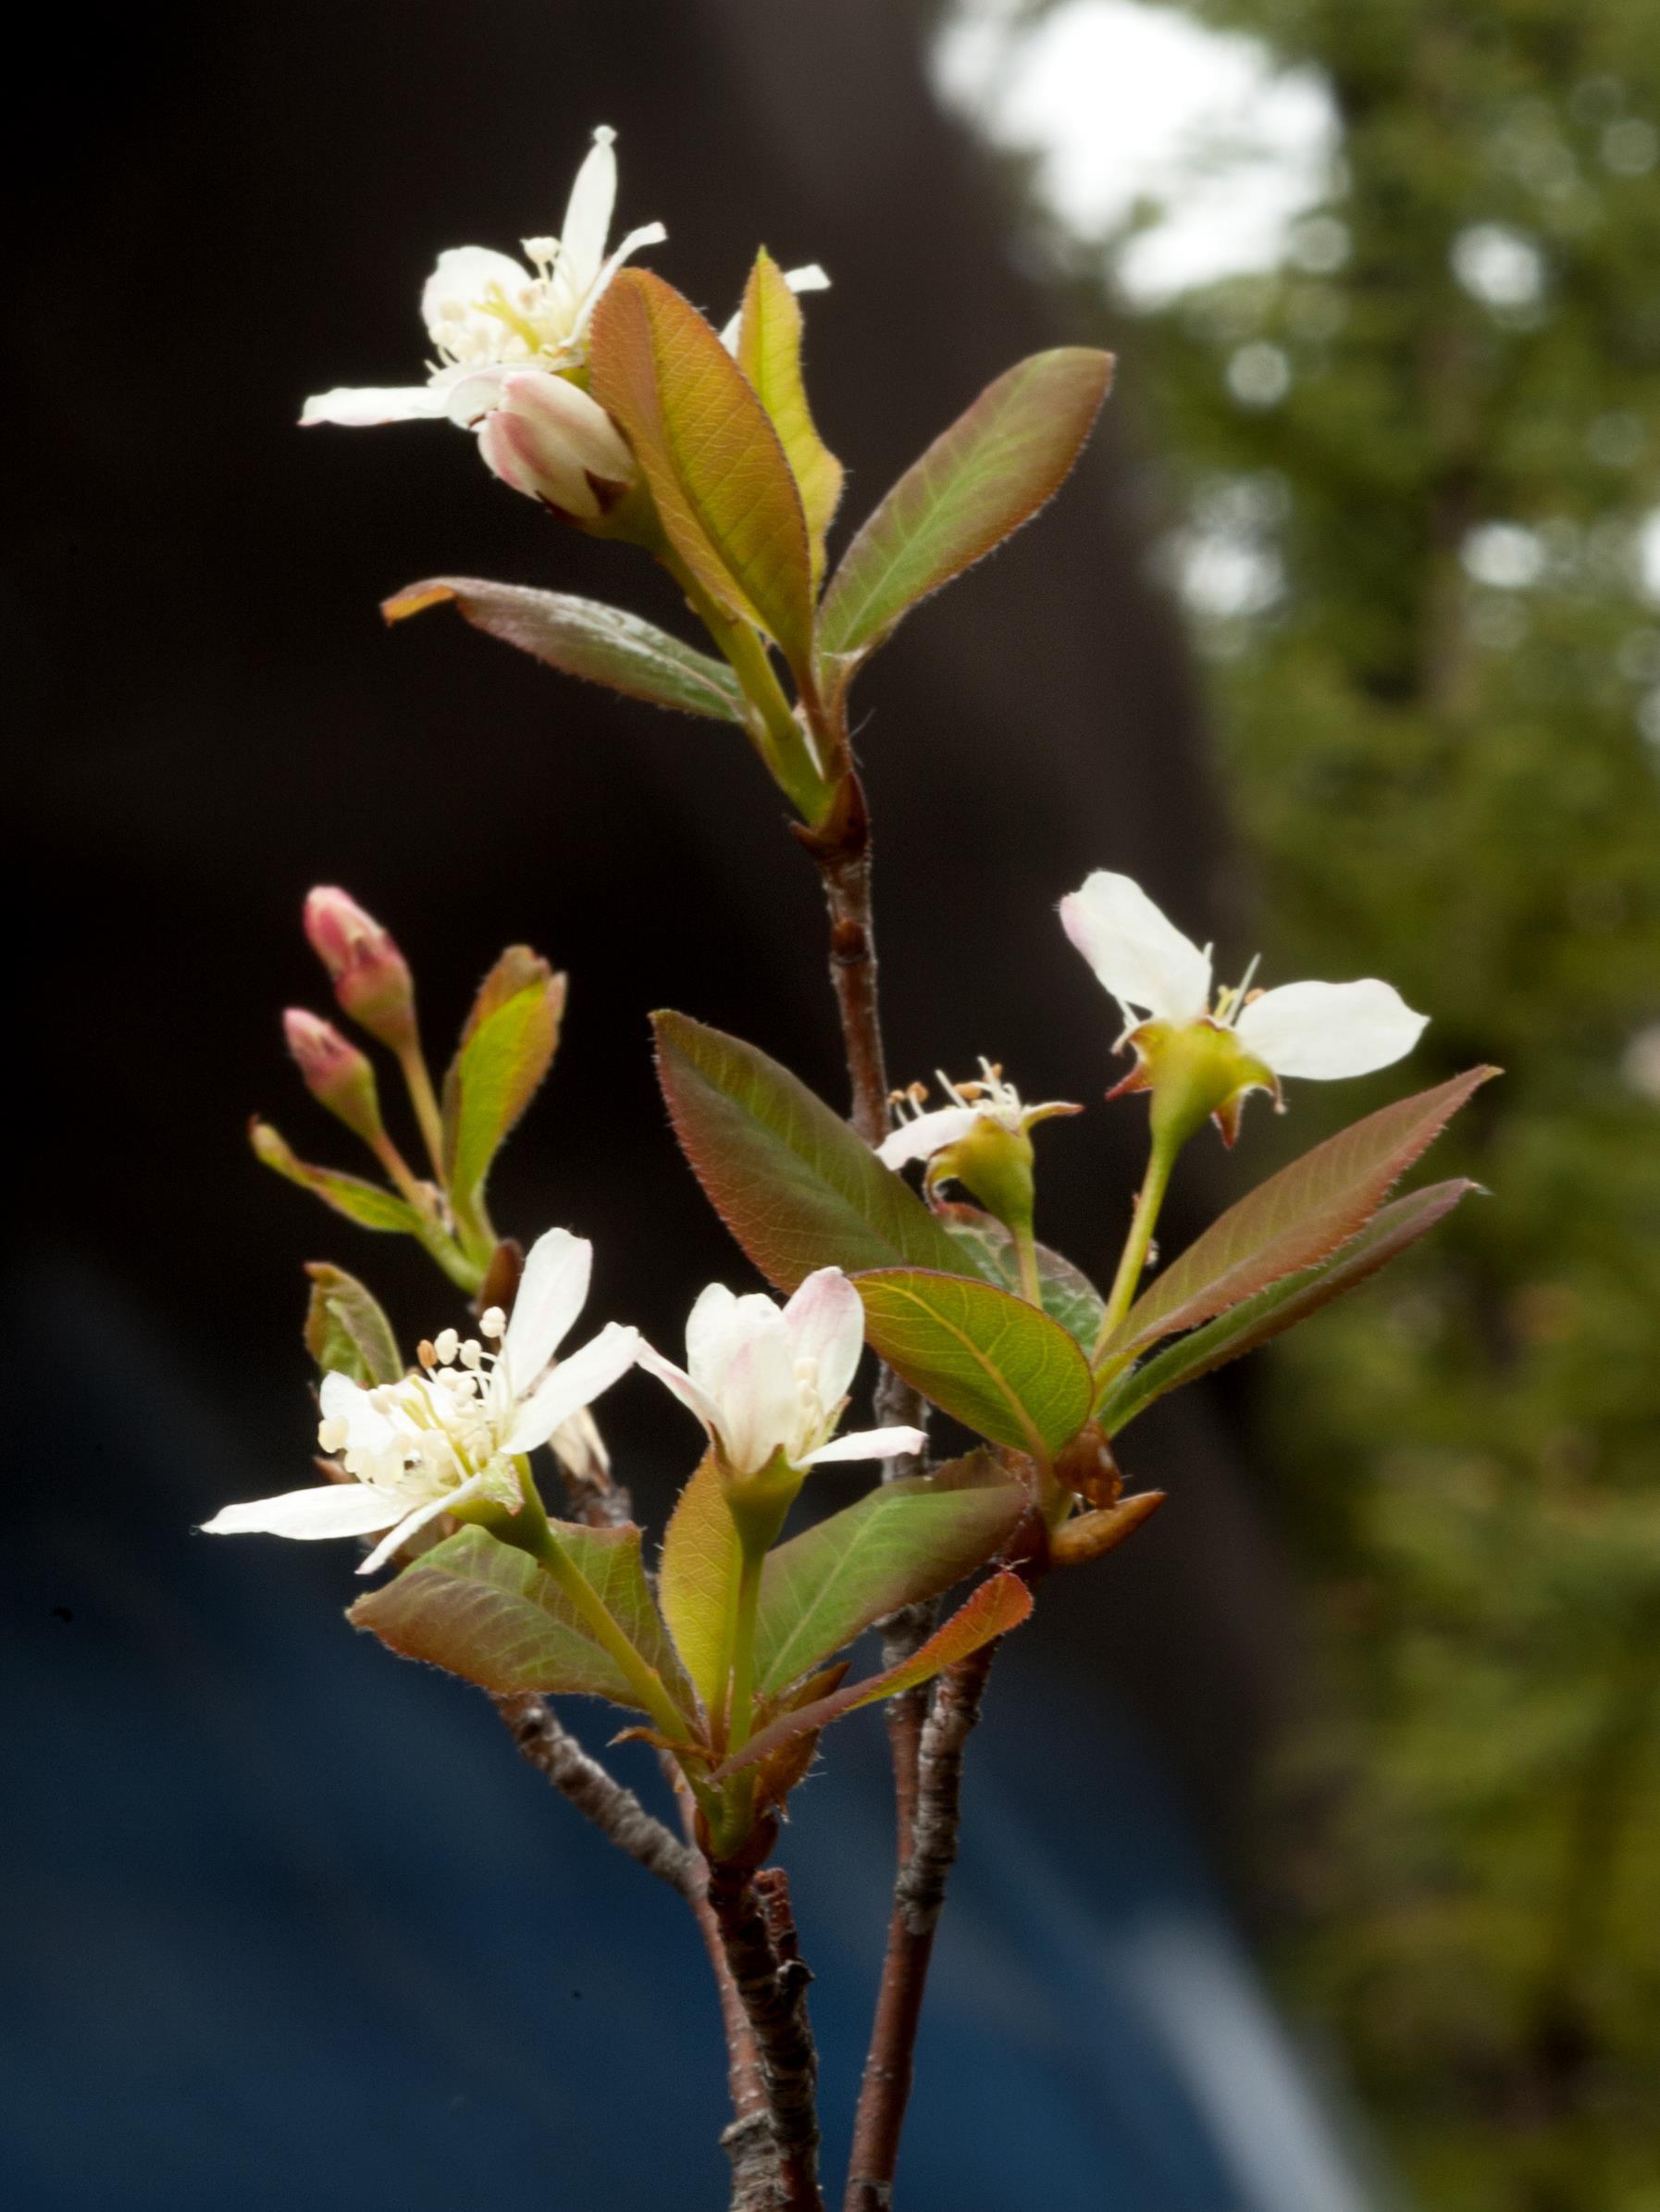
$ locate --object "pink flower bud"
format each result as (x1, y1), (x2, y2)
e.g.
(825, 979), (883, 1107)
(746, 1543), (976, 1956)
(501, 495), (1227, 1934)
(302, 887), (417, 1052)
(475, 370), (634, 520)
(283, 1009), (385, 1149)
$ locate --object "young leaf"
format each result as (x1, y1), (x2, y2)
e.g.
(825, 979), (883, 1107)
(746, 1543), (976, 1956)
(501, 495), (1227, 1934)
(1104, 1067), (1498, 1361)
(251, 1120), (427, 1235)
(657, 1453), (738, 1716)
(754, 1451), (1025, 1694)
(350, 1522), (690, 1713)
(749, 1662), (851, 1816)
(303, 1261), (402, 1386)
(935, 1202), (1105, 1349)
(816, 348), (1113, 674)
(735, 249), (843, 592)
(588, 269), (814, 677)
(1097, 1180), (1480, 1433)
(442, 956), (564, 1206)
(853, 1269), (1095, 1457)
(713, 1570), (1033, 1781)
(383, 578), (747, 724)
(653, 1011), (980, 1290)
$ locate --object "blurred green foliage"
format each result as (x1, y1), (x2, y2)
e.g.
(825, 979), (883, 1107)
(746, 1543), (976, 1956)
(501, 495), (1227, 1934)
(967, 1), (1660, 2202)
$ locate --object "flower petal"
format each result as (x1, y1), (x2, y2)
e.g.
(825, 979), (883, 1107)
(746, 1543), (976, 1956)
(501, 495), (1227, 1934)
(1235, 978), (1428, 1080)
(300, 383), (454, 428)
(636, 1341), (725, 1440)
(688, 1287), (782, 1402)
(200, 1483), (408, 1541)
(556, 127), (619, 305)
(420, 245), (536, 346)
(318, 1371), (399, 1457)
(874, 1104), (981, 1170)
(799, 1425), (930, 1467)
(782, 1269), (865, 1411)
(718, 1323), (798, 1477)
(357, 1471), (491, 1578)
(570, 221), (668, 348)
(1059, 871), (1213, 1026)
(502, 1228), (592, 1390)
(504, 1323), (640, 1454)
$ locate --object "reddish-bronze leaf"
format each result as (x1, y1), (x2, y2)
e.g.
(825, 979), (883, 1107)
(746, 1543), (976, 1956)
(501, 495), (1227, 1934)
(589, 270), (814, 676)
(382, 578), (746, 723)
(816, 348), (1113, 674)
(1098, 1179), (1480, 1431)
(1104, 1068), (1498, 1361)
(712, 1571), (1034, 1781)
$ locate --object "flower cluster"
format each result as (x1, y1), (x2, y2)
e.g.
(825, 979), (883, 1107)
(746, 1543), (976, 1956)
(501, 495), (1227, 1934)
(204, 1229), (637, 1573)
(301, 125), (661, 516)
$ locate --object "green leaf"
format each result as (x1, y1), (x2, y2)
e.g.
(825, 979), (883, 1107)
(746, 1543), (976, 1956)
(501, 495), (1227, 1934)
(735, 249), (843, 593)
(588, 269), (814, 676)
(349, 1522), (690, 1711)
(442, 953), (565, 1204)
(853, 1269), (1095, 1457)
(935, 1203), (1105, 1349)
(303, 1262), (402, 1386)
(251, 1120), (427, 1235)
(754, 1452), (1025, 1694)
(657, 1454), (738, 1716)
(713, 1570), (1033, 1781)
(653, 1011), (981, 1290)
(382, 578), (747, 723)
(816, 348), (1113, 675)
(1105, 1067), (1499, 1361)
(1098, 1180), (1480, 1434)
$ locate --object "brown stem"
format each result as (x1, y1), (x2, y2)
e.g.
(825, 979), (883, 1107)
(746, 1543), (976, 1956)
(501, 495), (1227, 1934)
(844, 1640), (1000, 2212)
(798, 768), (889, 1149)
(706, 1856), (824, 2212)
(490, 1692), (694, 1894)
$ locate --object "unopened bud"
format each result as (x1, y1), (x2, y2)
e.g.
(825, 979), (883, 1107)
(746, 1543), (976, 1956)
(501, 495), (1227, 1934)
(475, 370), (634, 521)
(283, 1009), (386, 1149)
(303, 887), (417, 1053)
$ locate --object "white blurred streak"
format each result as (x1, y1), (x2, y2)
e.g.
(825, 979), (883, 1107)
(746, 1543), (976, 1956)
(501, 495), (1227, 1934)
(934, 0), (1339, 301)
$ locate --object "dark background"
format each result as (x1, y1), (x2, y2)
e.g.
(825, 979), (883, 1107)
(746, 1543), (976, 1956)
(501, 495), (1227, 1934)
(7, 4), (1360, 2205)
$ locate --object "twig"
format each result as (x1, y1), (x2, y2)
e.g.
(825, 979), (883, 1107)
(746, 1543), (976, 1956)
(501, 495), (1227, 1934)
(844, 1640), (1000, 2212)
(800, 768), (890, 1149)
(706, 1856), (824, 2212)
(490, 1692), (693, 1894)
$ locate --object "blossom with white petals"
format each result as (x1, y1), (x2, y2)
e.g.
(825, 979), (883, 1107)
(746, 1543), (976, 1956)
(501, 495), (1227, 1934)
(877, 1063), (1079, 1191)
(1060, 870), (1427, 1137)
(638, 1269), (926, 1480)
(202, 1229), (638, 1575)
(300, 126), (661, 517)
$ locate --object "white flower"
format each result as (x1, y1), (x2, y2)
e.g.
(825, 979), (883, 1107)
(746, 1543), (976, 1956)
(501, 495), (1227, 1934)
(638, 1268), (926, 1479)
(299, 126), (662, 516)
(1060, 870), (1427, 1083)
(877, 1061), (1078, 1176)
(202, 1228), (638, 1575)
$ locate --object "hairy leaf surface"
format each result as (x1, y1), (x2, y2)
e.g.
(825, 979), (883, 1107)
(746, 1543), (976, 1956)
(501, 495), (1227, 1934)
(817, 348), (1112, 672)
(854, 1269), (1094, 1456)
(754, 1452), (1024, 1693)
(589, 270), (814, 673)
(383, 578), (746, 722)
(713, 1571), (1033, 1780)
(351, 1522), (689, 1711)
(303, 1262), (402, 1386)
(1104, 1068), (1497, 1360)
(736, 249), (843, 592)
(653, 1011), (979, 1289)
(1098, 1180), (1480, 1431)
